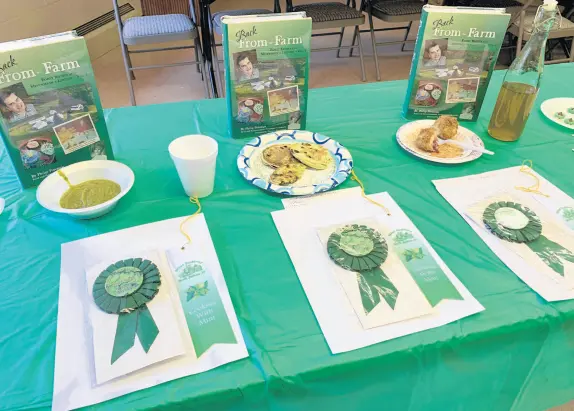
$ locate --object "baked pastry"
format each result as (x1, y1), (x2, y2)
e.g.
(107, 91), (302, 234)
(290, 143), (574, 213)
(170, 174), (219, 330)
(415, 127), (439, 152)
(433, 115), (458, 140)
(262, 144), (296, 168)
(269, 163), (306, 185)
(290, 143), (332, 170)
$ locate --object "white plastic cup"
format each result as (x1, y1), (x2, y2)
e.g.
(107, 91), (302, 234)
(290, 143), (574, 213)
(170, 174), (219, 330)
(168, 135), (218, 198)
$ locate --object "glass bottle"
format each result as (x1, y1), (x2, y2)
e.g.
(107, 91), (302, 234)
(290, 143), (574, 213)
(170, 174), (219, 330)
(488, 0), (558, 142)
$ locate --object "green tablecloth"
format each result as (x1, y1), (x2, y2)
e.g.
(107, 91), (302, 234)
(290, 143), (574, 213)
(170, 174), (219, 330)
(2, 63), (574, 411)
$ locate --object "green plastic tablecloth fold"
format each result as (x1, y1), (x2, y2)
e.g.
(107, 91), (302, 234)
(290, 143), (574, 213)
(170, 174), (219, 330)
(1, 64), (574, 411)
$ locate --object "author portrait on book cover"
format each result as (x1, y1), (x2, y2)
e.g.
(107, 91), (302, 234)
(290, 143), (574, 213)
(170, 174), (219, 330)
(423, 39), (448, 68)
(234, 50), (260, 81)
(0, 88), (37, 123)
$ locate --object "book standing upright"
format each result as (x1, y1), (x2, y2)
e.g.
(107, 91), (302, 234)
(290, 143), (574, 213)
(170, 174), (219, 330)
(222, 13), (312, 139)
(402, 6), (510, 121)
(0, 32), (113, 188)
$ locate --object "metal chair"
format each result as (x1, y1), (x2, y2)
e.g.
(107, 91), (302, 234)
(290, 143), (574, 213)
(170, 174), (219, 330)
(350, 0), (424, 81)
(285, 0), (367, 82)
(509, 3), (574, 63)
(113, 0), (208, 105)
(208, 1), (281, 97)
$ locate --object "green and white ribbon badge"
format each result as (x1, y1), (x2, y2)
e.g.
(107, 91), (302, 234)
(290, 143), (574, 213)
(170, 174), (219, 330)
(167, 250), (236, 357)
(484, 201), (574, 276)
(389, 229), (462, 306)
(557, 206), (574, 231)
(328, 224), (398, 314)
(92, 258), (161, 364)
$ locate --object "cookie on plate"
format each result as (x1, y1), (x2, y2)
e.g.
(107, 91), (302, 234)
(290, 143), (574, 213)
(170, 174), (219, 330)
(433, 115), (458, 140)
(269, 163), (306, 185)
(290, 143), (332, 170)
(262, 144), (296, 168)
(415, 127), (439, 152)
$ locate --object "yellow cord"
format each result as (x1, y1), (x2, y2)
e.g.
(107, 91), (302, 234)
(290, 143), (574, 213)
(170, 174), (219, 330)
(350, 170), (391, 216)
(180, 196), (202, 250)
(515, 160), (550, 197)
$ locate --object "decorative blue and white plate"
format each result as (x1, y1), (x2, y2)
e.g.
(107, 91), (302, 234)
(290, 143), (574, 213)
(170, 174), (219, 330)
(237, 130), (353, 196)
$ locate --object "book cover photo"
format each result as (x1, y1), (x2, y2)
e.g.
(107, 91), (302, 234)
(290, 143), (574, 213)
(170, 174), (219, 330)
(222, 13), (312, 139)
(402, 6), (510, 121)
(0, 32), (113, 188)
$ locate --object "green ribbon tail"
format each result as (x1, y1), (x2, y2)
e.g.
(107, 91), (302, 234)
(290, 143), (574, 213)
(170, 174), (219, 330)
(528, 234), (574, 276)
(136, 305), (160, 353)
(358, 268), (399, 314)
(111, 310), (138, 364)
(111, 305), (159, 364)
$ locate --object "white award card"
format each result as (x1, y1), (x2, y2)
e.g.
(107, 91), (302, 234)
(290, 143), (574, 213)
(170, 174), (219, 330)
(434, 166), (574, 301)
(316, 219), (434, 329)
(85, 250), (186, 385)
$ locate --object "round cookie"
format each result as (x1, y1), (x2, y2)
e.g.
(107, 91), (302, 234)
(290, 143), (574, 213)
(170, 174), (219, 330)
(269, 163), (306, 185)
(262, 144), (296, 168)
(290, 143), (332, 170)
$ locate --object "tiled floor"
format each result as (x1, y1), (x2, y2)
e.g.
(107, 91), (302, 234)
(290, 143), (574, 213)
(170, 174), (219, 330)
(92, 1), (419, 108)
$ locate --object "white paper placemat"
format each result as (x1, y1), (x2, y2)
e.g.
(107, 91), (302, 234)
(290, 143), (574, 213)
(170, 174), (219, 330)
(273, 191), (483, 354)
(53, 215), (248, 411)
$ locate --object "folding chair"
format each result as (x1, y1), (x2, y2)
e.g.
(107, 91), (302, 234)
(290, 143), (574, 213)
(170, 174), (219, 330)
(113, 0), (208, 105)
(509, 2), (574, 63)
(285, 0), (367, 82)
(208, 1), (281, 97)
(351, 0), (424, 81)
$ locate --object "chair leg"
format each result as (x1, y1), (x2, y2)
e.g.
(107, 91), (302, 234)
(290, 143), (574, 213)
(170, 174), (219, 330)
(119, 44), (136, 105)
(194, 43), (201, 73)
(336, 27), (346, 58)
(368, 6), (381, 81)
(401, 21), (413, 52)
(354, 26), (366, 82)
(349, 26), (358, 58)
(194, 37), (210, 99)
(206, 60), (217, 98)
(569, 37), (574, 62)
(211, 36), (224, 98)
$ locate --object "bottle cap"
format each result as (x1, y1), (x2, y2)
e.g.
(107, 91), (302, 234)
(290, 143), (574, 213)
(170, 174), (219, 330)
(542, 0), (558, 9)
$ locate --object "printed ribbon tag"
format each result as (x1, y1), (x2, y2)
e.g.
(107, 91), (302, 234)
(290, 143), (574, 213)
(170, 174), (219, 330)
(558, 207), (574, 231)
(166, 248), (236, 357)
(389, 229), (463, 306)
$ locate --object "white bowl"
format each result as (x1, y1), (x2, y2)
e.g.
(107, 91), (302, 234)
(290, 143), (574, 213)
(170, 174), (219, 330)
(36, 160), (135, 219)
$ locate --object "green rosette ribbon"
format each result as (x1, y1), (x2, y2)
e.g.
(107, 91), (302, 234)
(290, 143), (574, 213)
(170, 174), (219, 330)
(328, 224), (398, 314)
(483, 201), (574, 276)
(92, 258), (161, 364)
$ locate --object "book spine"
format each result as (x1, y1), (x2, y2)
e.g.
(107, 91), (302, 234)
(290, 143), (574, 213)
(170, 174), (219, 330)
(402, 9), (429, 119)
(222, 22), (234, 138)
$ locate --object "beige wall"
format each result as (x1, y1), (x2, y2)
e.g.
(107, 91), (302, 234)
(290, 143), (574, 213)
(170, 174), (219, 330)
(0, 0), (142, 59)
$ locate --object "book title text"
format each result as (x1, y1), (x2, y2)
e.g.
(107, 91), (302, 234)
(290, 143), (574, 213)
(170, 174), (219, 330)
(0, 59), (80, 86)
(432, 16), (496, 38)
(236, 26), (303, 48)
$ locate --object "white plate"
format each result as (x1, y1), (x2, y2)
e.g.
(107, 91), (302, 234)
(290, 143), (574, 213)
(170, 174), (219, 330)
(396, 120), (484, 164)
(540, 97), (574, 130)
(237, 130), (353, 196)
